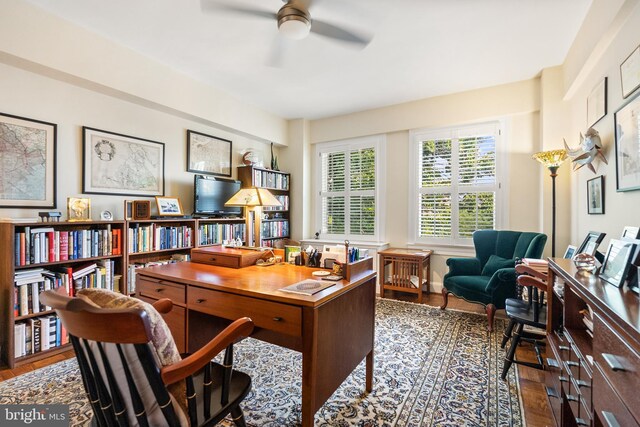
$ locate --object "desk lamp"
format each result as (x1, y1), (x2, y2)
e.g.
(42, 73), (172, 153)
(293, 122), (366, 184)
(225, 187), (282, 247)
(532, 149), (567, 257)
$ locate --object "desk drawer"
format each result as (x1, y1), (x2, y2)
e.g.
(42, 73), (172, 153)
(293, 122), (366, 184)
(188, 286), (302, 337)
(593, 363), (638, 427)
(138, 276), (186, 304)
(191, 252), (240, 268)
(593, 314), (640, 421)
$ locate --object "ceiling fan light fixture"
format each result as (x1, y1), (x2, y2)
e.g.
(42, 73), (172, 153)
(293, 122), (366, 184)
(277, 5), (311, 40)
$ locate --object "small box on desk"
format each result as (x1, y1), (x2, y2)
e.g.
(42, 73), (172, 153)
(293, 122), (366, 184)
(191, 246), (268, 268)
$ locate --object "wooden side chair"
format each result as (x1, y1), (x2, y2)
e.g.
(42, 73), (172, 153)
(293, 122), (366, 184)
(40, 288), (254, 427)
(500, 264), (547, 380)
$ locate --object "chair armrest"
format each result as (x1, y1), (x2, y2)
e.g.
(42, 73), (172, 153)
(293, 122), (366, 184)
(485, 267), (517, 294)
(161, 317), (254, 385)
(517, 275), (548, 292)
(152, 298), (173, 314)
(515, 264), (548, 281)
(445, 257), (482, 277)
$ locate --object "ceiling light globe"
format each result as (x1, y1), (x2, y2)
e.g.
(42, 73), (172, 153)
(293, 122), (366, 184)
(278, 16), (310, 40)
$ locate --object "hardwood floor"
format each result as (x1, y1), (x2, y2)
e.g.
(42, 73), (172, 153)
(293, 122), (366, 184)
(0, 291), (554, 426)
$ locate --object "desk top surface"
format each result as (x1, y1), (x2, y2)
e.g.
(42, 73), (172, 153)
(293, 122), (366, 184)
(137, 261), (376, 307)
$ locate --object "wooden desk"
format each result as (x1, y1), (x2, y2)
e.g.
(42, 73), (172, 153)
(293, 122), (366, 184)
(136, 261), (376, 427)
(378, 248), (432, 303)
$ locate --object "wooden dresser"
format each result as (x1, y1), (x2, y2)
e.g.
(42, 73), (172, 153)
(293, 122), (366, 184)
(546, 258), (640, 427)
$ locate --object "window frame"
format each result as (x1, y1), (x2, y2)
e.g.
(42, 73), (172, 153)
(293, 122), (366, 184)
(314, 135), (386, 242)
(408, 121), (506, 246)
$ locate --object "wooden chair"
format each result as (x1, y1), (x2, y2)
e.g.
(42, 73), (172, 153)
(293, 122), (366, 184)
(500, 264), (547, 380)
(40, 289), (254, 427)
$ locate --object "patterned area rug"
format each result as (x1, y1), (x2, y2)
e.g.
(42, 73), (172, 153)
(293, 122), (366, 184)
(0, 299), (523, 426)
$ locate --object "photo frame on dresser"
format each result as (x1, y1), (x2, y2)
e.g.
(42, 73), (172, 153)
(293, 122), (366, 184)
(599, 239), (637, 288)
(621, 238), (640, 294)
(576, 231), (606, 255)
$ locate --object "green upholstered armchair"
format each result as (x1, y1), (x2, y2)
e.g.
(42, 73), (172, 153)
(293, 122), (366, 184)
(440, 230), (547, 331)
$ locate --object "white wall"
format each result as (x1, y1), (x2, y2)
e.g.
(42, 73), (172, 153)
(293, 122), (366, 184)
(0, 62), (276, 220)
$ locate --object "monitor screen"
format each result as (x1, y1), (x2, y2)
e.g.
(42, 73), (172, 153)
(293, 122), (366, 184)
(193, 176), (242, 216)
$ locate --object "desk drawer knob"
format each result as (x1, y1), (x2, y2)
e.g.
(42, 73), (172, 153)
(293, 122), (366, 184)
(559, 345), (570, 352)
(601, 411), (621, 427)
(566, 360), (579, 367)
(575, 379), (590, 389)
(210, 257), (217, 261)
(273, 317), (283, 322)
(155, 288), (164, 293)
(602, 353), (626, 372)
(567, 394), (579, 402)
(196, 299), (206, 304)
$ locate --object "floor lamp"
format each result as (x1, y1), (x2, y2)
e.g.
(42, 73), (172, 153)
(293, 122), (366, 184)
(225, 187), (282, 247)
(533, 149), (567, 257)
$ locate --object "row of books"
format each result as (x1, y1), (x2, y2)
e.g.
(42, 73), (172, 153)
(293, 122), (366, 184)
(126, 254), (189, 294)
(253, 169), (289, 190)
(261, 238), (287, 248)
(128, 224), (193, 254)
(579, 306), (594, 339)
(198, 223), (246, 246)
(14, 314), (68, 358)
(263, 195), (289, 211)
(261, 220), (289, 239)
(14, 226), (122, 266)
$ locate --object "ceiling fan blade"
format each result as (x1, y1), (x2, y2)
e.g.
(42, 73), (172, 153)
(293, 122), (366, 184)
(200, 0), (275, 20)
(310, 20), (372, 47)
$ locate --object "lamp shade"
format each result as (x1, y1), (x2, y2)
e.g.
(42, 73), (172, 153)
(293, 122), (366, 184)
(224, 187), (282, 207)
(532, 149), (567, 168)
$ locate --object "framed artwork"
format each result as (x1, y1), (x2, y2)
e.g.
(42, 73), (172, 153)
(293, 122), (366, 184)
(622, 226), (640, 239)
(587, 77), (607, 127)
(576, 231), (606, 256)
(83, 127), (164, 197)
(133, 200), (151, 220)
(0, 112), (56, 208)
(614, 93), (640, 192)
(599, 239), (637, 287)
(186, 130), (232, 177)
(155, 196), (184, 216)
(620, 45), (640, 98)
(67, 197), (91, 221)
(563, 245), (577, 259)
(586, 175), (604, 214)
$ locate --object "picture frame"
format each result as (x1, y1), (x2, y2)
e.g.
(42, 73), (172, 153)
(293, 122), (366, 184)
(155, 196), (184, 216)
(620, 45), (640, 98)
(124, 200), (134, 220)
(563, 245), (577, 260)
(587, 77), (607, 127)
(586, 175), (604, 214)
(576, 231), (606, 256)
(83, 126), (165, 197)
(186, 130), (232, 177)
(67, 197), (91, 222)
(133, 200), (151, 220)
(0, 112), (57, 208)
(599, 239), (637, 288)
(614, 92), (640, 192)
(622, 226), (640, 239)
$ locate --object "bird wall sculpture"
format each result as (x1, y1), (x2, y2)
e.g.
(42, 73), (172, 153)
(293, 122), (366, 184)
(563, 127), (607, 173)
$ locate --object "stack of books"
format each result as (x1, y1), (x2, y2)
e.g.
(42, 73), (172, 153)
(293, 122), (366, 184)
(579, 306), (594, 338)
(522, 258), (549, 275)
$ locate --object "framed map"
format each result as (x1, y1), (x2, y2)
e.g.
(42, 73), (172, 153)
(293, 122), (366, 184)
(0, 112), (57, 208)
(186, 130), (232, 177)
(82, 127), (164, 197)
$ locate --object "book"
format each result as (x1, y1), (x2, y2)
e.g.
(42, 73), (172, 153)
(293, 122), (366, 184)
(32, 319), (41, 353)
(72, 262), (98, 280)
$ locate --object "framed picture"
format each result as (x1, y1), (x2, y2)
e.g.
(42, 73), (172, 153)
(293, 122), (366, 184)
(563, 245), (577, 259)
(67, 197), (91, 221)
(133, 200), (151, 220)
(155, 196), (184, 216)
(599, 239), (637, 287)
(587, 77), (607, 127)
(186, 130), (232, 177)
(622, 226), (640, 239)
(620, 45), (640, 98)
(124, 200), (133, 220)
(586, 175), (604, 214)
(0, 112), (56, 208)
(614, 92), (640, 192)
(576, 231), (606, 256)
(83, 127), (164, 196)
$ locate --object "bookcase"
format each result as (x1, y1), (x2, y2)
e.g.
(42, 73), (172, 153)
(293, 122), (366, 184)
(196, 218), (246, 247)
(237, 165), (290, 247)
(0, 220), (125, 368)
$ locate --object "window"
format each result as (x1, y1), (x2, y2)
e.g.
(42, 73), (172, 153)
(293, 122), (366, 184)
(409, 122), (503, 245)
(316, 136), (385, 241)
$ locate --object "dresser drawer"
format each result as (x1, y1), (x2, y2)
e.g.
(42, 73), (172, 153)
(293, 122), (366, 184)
(138, 295), (186, 353)
(138, 276), (186, 304)
(593, 314), (640, 421)
(191, 251), (240, 268)
(593, 362), (639, 427)
(188, 286), (302, 337)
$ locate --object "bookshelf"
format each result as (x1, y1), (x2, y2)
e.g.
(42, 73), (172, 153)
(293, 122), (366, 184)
(0, 220), (125, 368)
(237, 165), (290, 247)
(196, 217), (246, 247)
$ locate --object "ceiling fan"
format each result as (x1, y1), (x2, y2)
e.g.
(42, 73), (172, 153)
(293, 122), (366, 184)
(201, 0), (372, 48)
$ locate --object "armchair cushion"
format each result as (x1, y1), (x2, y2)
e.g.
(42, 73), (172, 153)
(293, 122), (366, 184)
(481, 255), (514, 277)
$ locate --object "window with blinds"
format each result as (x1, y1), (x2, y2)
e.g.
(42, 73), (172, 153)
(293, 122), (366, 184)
(316, 137), (383, 240)
(412, 122), (500, 244)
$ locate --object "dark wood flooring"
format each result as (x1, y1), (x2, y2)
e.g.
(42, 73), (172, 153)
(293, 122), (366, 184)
(0, 291), (554, 426)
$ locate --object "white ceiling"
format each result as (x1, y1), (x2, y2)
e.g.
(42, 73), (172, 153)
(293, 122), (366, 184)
(25, 0), (592, 120)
